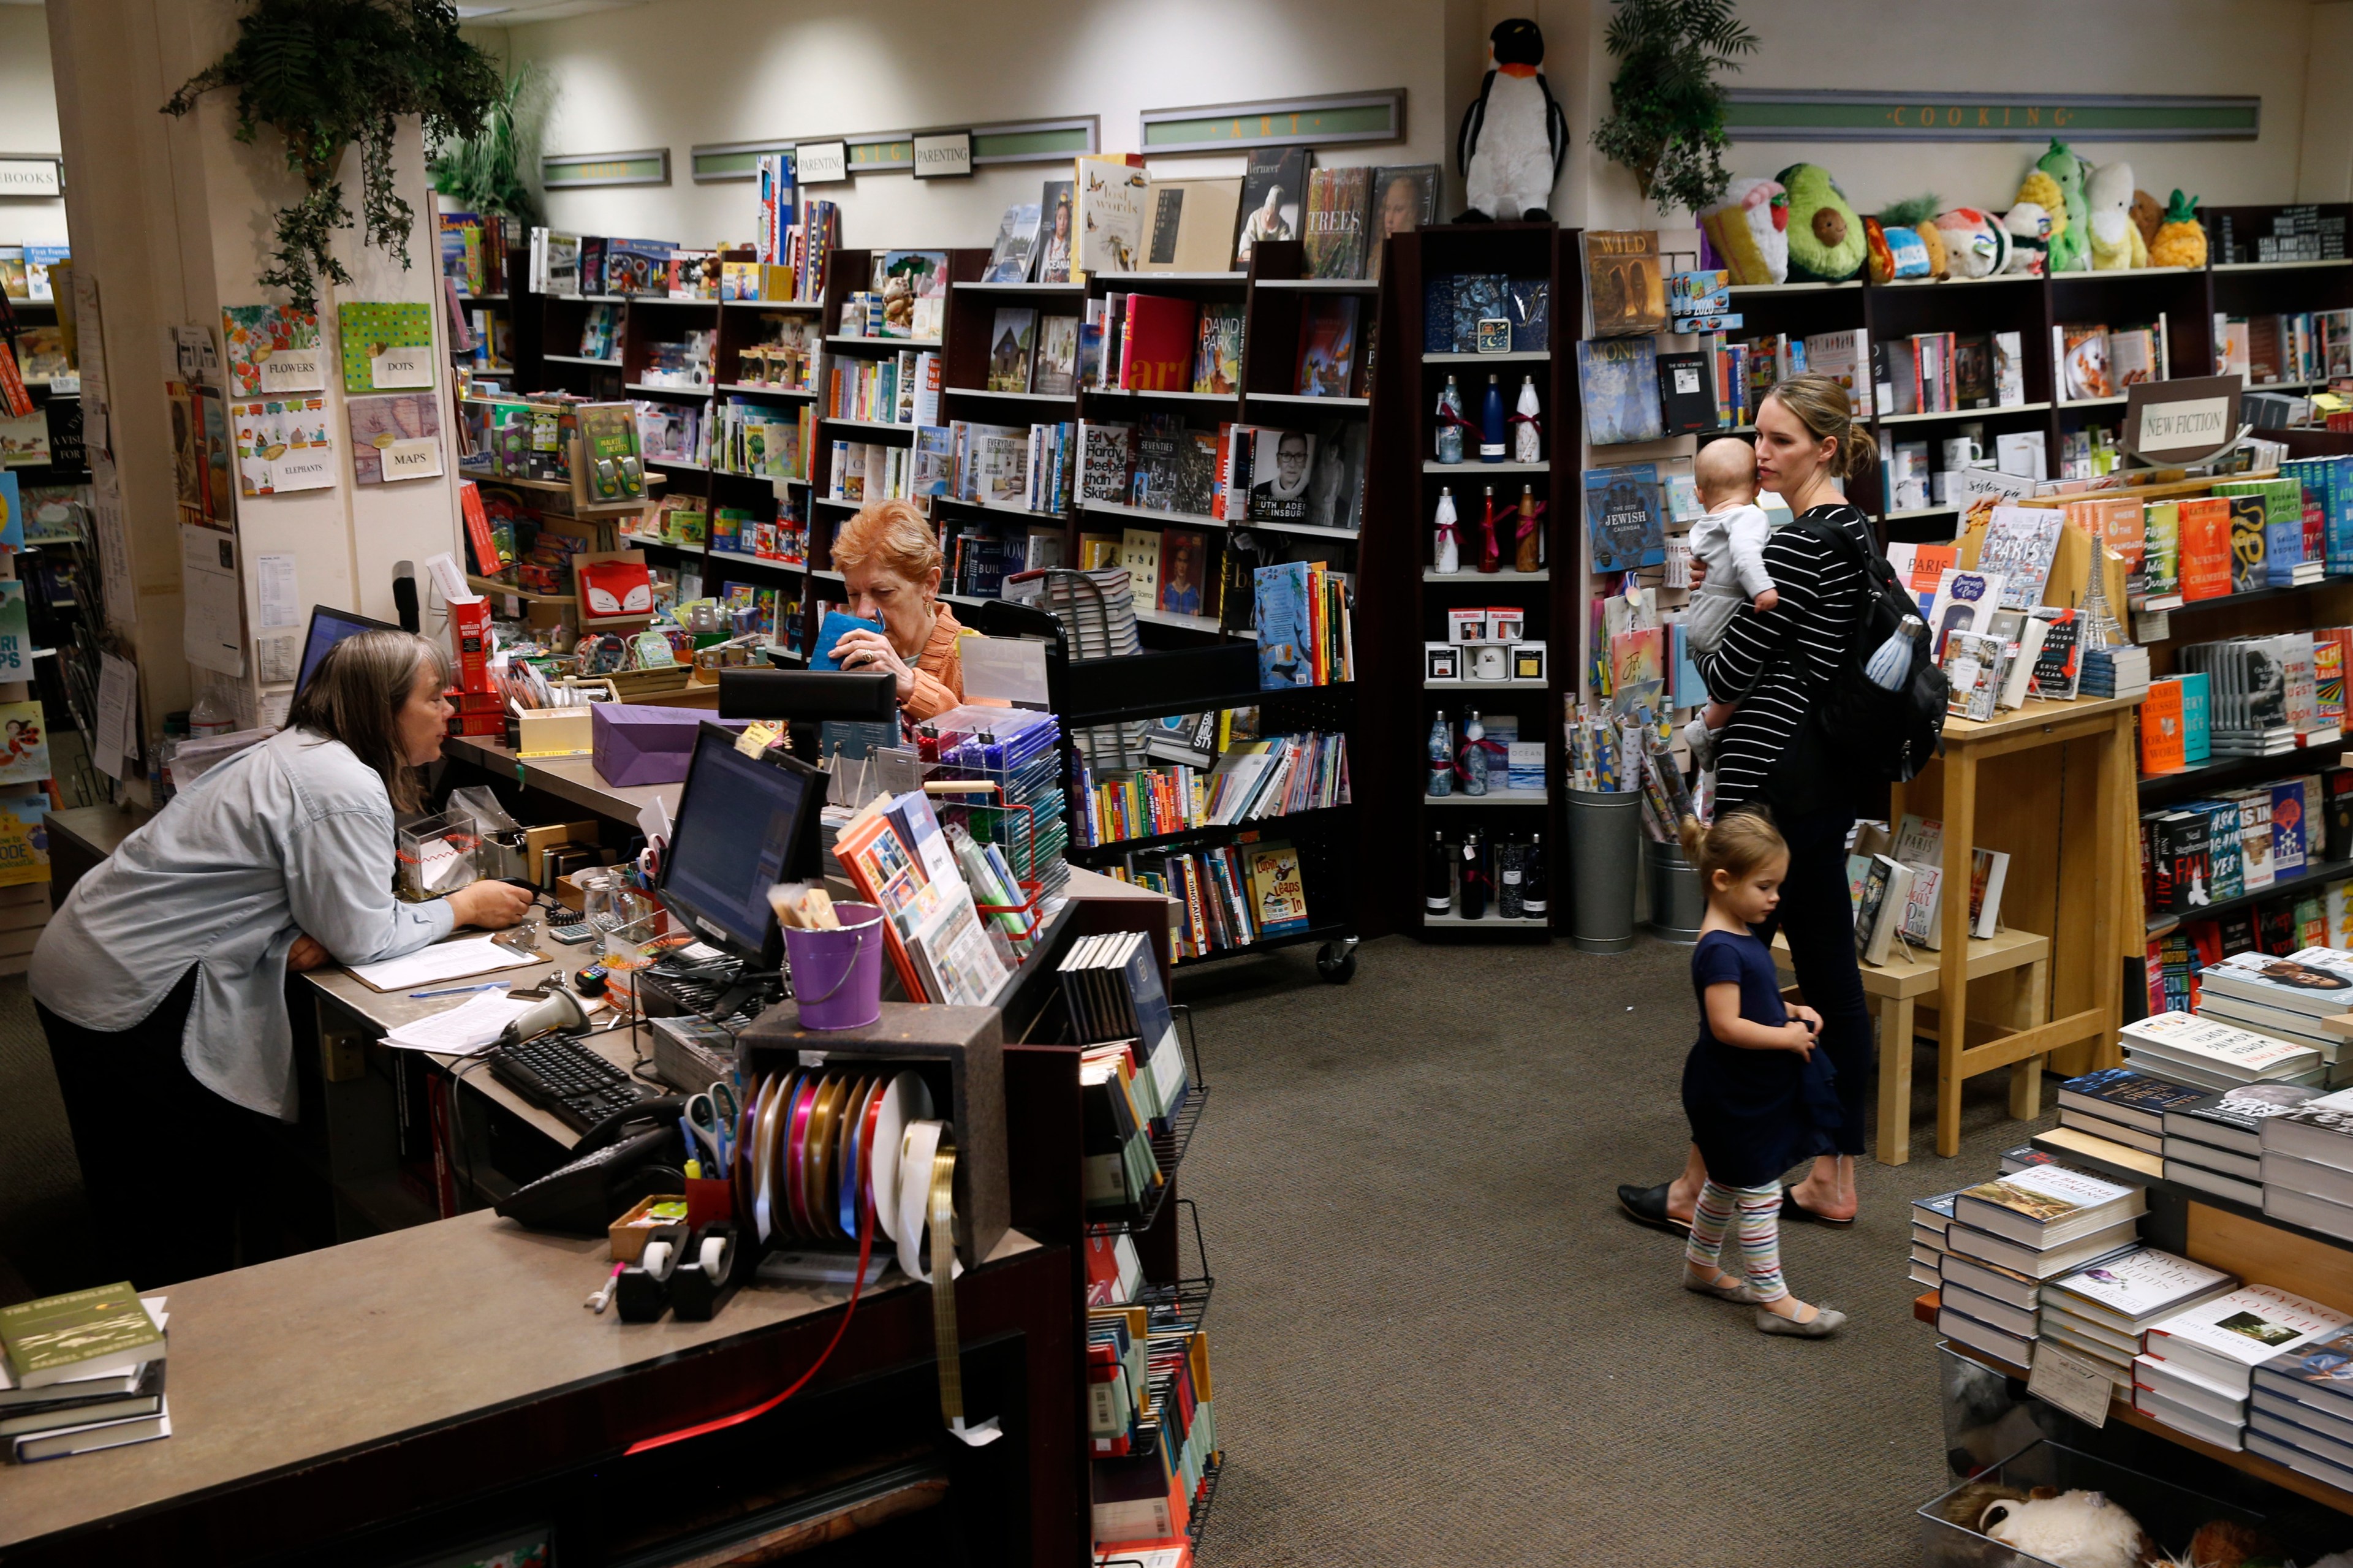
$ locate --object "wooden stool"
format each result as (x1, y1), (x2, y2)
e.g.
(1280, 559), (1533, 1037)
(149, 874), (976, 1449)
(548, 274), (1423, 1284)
(1775, 928), (2052, 1165)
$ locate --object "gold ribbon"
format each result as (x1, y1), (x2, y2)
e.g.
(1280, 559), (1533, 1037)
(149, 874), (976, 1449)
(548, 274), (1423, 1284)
(929, 1142), (964, 1427)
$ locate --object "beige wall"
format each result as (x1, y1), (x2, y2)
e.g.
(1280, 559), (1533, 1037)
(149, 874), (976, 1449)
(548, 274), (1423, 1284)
(490, 0), (1458, 250)
(0, 6), (68, 247)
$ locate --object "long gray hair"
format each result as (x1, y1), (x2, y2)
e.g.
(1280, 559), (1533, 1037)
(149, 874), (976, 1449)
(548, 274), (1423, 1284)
(286, 629), (450, 812)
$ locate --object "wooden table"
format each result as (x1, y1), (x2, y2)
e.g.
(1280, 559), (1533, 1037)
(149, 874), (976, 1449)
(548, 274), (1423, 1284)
(1889, 693), (2140, 1157)
(0, 1209), (1074, 1567)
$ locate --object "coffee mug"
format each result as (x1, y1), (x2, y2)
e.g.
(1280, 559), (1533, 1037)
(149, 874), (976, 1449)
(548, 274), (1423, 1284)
(1471, 644), (1509, 681)
(1941, 436), (1986, 471)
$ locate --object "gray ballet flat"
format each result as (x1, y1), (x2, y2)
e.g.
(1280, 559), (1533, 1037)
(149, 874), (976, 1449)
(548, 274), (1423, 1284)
(1683, 1273), (1765, 1304)
(1756, 1305), (1846, 1338)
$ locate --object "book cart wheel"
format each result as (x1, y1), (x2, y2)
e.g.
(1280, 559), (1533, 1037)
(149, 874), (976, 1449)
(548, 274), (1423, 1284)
(1316, 939), (1358, 984)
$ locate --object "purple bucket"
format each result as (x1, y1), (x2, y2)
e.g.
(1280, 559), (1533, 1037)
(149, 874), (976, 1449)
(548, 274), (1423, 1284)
(784, 901), (885, 1030)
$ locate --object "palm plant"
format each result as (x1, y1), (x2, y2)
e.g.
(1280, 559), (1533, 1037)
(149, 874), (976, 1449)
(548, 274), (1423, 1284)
(431, 62), (548, 222)
(1591, 0), (1759, 216)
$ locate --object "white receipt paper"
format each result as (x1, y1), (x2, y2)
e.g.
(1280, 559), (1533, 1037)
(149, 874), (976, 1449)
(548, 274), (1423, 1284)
(382, 990), (538, 1055)
(348, 934), (534, 993)
(93, 653), (137, 780)
(254, 552), (300, 630)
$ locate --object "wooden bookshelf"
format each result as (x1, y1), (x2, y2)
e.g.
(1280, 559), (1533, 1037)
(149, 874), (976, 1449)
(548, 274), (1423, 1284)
(1365, 221), (1576, 940)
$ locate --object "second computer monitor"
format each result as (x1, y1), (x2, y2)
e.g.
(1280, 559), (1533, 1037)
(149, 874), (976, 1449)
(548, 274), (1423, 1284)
(657, 723), (826, 966)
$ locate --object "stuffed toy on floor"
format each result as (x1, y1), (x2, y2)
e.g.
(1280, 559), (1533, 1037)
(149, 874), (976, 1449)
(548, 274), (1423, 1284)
(1778, 162), (1866, 282)
(2150, 191), (2209, 269)
(2087, 161), (2149, 269)
(1699, 175), (1789, 285)
(1979, 1489), (2158, 1568)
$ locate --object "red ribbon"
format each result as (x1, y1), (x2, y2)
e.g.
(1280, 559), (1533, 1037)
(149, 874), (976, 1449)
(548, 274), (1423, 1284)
(1515, 499), (1548, 540)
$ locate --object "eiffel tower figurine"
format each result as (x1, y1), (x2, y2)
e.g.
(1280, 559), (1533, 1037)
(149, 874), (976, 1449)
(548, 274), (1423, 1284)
(2079, 553), (2126, 653)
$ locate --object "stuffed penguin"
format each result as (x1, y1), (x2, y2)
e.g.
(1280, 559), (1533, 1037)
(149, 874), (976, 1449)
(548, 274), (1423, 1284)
(1458, 18), (1567, 222)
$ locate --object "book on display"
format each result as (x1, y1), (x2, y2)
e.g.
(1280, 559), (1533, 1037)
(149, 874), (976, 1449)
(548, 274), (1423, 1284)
(2253, 1382), (2353, 1449)
(1941, 1251), (2052, 1312)
(2058, 1110), (2163, 1154)
(2262, 1087), (2353, 1169)
(2248, 1398), (2353, 1472)
(2145, 1286), (2352, 1396)
(2056, 1068), (2211, 1135)
(2165, 1082), (2324, 1156)
(1939, 1305), (2036, 1368)
(1944, 1282), (2037, 1340)
(2197, 948), (2353, 1019)
(1944, 1217), (2143, 1279)
(2162, 1135), (2262, 1183)
(1951, 1165), (2146, 1247)
(2120, 1011), (2323, 1085)
(2263, 1183), (2353, 1242)
(2254, 1326), (2353, 1415)
(2132, 1377), (2247, 1450)
(2042, 1247), (2238, 1334)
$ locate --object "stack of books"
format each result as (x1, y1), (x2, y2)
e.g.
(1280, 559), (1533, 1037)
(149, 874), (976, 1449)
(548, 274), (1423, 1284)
(1937, 1165), (2148, 1367)
(2055, 1067), (2208, 1154)
(2040, 1247), (2237, 1393)
(2118, 1010), (2324, 1093)
(2136, 1284), (2350, 1450)
(2080, 646), (2150, 702)
(2197, 950), (2353, 1086)
(2163, 1081), (2321, 1205)
(2260, 1088), (2353, 1238)
(2247, 1325), (2353, 1488)
(1910, 1188), (1961, 1290)
(0, 1283), (170, 1463)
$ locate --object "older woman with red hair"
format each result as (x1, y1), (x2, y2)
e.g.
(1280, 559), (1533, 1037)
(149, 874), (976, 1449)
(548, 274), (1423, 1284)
(826, 498), (972, 721)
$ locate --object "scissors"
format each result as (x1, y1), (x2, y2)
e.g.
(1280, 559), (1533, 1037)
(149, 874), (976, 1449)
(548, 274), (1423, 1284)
(686, 1081), (738, 1171)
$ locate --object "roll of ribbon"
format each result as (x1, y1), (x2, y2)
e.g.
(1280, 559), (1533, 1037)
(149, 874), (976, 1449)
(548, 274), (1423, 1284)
(929, 1140), (1002, 1448)
(896, 1118), (949, 1284)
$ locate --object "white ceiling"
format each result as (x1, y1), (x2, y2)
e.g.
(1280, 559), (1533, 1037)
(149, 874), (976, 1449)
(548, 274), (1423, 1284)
(457, 0), (648, 18)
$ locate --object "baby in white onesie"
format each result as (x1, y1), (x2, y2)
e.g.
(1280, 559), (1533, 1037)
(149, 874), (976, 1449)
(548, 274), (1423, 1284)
(1682, 438), (1779, 769)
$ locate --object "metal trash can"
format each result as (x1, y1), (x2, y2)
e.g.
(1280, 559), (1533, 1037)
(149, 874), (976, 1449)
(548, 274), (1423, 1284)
(1565, 787), (1639, 954)
(1642, 837), (1704, 944)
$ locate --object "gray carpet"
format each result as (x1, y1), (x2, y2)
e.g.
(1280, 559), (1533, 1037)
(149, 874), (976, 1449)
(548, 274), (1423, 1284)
(1174, 933), (2048, 1568)
(0, 938), (2045, 1559)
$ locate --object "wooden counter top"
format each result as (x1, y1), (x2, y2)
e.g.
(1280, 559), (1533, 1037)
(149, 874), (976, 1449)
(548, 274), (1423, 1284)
(0, 1209), (1037, 1548)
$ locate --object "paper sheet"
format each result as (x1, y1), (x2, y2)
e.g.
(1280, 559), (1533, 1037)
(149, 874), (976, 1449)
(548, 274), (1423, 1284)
(381, 990), (539, 1055)
(347, 934), (537, 993)
(255, 632), (298, 686)
(180, 525), (244, 677)
(93, 653), (135, 780)
(89, 460), (134, 630)
(254, 552), (298, 629)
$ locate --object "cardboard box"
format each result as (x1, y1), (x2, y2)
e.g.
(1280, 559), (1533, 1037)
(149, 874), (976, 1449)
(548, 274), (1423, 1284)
(515, 706), (595, 759)
(1446, 608), (1490, 645)
(591, 703), (751, 786)
(448, 595), (494, 694)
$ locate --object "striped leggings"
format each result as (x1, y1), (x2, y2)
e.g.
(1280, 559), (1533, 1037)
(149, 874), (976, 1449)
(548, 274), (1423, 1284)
(1684, 1179), (1788, 1302)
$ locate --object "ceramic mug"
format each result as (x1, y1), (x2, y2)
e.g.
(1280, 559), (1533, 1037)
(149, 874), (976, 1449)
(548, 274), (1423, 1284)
(1471, 644), (1509, 681)
(1941, 436), (1987, 471)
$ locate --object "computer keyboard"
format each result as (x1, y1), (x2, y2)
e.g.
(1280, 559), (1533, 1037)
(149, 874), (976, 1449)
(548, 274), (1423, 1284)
(487, 1034), (658, 1134)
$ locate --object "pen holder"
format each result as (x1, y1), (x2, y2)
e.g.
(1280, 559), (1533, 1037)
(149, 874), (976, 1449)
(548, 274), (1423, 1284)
(685, 1174), (733, 1230)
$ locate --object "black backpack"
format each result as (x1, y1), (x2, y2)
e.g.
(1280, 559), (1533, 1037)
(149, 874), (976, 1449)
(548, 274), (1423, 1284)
(1779, 515), (1946, 783)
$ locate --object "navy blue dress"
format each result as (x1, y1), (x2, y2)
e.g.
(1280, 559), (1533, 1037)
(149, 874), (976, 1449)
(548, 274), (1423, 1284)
(1681, 928), (1841, 1187)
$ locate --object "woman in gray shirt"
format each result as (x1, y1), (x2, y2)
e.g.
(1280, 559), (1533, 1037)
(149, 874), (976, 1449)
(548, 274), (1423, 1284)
(30, 631), (532, 1287)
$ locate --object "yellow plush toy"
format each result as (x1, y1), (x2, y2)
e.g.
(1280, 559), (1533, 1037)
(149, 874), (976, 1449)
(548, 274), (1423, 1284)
(2015, 167), (2066, 246)
(2086, 161), (2144, 270)
(2149, 191), (2208, 269)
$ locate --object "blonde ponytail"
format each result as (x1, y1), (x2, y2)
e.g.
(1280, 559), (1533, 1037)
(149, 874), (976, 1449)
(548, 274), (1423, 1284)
(1762, 371), (1878, 481)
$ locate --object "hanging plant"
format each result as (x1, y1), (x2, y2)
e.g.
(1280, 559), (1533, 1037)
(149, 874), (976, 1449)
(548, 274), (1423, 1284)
(431, 62), (550, 224)
(162, 0), (502, 312)
(1591, 0), (1758, 216)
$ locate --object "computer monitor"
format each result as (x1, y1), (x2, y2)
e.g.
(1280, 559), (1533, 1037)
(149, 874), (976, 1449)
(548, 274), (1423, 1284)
(296, 605), (404, 695)
(658, 723), (827, 966)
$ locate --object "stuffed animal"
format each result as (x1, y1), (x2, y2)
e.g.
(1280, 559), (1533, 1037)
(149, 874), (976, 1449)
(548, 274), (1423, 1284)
(1933, 207), (2010, 279)
(1979, 1490), (2156, 1568)
(2150, 190), (2208, 269)
(2131, 189), (2165, 249)
(1863, 217), (1895, 283)
(1778, 162), (1866, 282)
(2030, 138), (2091, 271)
(2167, 1518), (2284, 1568)
(1699, 176), (1789, 286)
(1878, 195), (1942, 279)
(1457, 18), (1569, 221)
(2003, 202), (2052, 275)
(1936, 1479), (2031, 1528)
(2086, 161), (2147, 269)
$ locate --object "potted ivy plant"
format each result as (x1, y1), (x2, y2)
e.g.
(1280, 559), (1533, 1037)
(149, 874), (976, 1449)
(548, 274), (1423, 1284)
(1591, 0), (1759, 216)
(163, 0), (502, 311)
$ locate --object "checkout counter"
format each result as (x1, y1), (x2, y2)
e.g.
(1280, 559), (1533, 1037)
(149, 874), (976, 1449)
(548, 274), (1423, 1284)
(12, 729), (1175, 1568)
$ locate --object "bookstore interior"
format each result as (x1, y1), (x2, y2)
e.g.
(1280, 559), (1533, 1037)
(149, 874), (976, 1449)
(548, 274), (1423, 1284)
(22, 0), (2353, 1562)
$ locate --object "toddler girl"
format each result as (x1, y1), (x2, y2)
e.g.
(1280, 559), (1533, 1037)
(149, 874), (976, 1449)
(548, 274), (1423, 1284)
(1677, 808), (1846, 1338)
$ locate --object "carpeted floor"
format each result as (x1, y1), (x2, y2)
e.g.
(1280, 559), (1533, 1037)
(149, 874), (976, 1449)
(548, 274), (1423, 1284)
(1172, 931), (2048, 1568)
(0, 937), (2045, 1561)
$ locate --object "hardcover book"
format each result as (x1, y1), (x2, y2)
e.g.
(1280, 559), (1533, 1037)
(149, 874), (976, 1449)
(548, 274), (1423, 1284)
(1365, 165), (1438, 282)
(1032, 314), (1080, 398)
(2147, 1286), (2351, 1396)
(2046, 1247), (2238, 1329)
(986, 308), (1038, 393)
(2056, 1067), (2211, 1134)
(1582, 230), (1666, 337)
(1076, 154), (1150, 278)
(1654, 350), (1717, 436)
(1302, 165), (1371, 279)
(1584, 463), (1664, 573)
(1143, 178), (1243, 274)
(0, 1284), (162, 1387)
(1953, 1163), (2146, 1244)
(1577, 339), (1664, 445)
(1232, 148), (1307, 269)
(983, 202), (1042, 283)
(2180, 498), (2235, 602)
(2121, 1010), (2322, 1081)
(1295, 297), (1360, 398)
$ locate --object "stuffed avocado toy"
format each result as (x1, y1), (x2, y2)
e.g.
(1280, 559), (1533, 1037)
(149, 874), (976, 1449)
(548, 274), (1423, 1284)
(2024, 138), (2090, 271)
(1699, 175), (1789, 286)
(1932, 207), (2009, 279)
(2149, 190), (2208, 269)
(1777, 163), (1866, 282)
(2086, 161), (2146, 270)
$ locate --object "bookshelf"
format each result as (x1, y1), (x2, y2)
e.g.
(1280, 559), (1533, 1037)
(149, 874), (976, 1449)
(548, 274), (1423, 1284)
(1365, 221), (1576, 940)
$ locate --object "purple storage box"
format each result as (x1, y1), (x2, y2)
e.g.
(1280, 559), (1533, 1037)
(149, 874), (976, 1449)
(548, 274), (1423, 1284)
(591, 704), (752, 787)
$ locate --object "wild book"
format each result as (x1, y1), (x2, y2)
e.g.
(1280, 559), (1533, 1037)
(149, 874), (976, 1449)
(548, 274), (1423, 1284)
(1581, 230), (1666, 338)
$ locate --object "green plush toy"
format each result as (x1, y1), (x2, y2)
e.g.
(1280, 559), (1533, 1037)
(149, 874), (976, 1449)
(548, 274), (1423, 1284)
(2036, 139), (2090, 273)
(1776, 163), (1866, 282)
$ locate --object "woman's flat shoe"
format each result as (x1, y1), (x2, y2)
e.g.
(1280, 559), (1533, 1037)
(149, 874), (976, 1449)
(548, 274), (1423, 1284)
(1618, 1182), (1691, 1236)
(1757, 1305), (1846, 1338)
(1781, 1186), (1856, 1227)
(1684, 1273), (1764, 1303)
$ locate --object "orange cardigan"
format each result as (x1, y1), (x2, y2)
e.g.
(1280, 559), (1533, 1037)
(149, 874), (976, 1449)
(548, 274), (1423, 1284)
(904, 602), (965, 722)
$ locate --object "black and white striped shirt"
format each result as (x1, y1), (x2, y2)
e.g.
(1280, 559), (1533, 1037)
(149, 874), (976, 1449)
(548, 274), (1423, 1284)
(1693, 503), (1873, 806)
